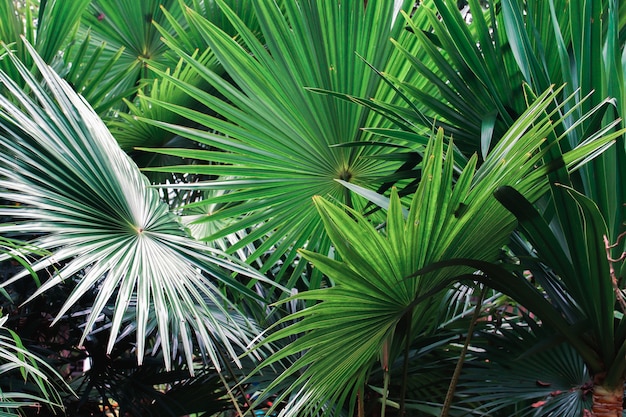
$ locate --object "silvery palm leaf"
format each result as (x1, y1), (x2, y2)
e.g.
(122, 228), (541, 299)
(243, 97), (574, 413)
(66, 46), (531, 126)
(0, 40), (267, 373)
(458, 316), (592, 417)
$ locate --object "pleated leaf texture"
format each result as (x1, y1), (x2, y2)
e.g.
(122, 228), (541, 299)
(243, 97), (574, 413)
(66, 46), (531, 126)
(0, 40), (262, 373)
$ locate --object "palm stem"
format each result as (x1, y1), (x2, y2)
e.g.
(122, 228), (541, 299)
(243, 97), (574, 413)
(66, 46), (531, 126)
(358, 386), (365, 417)
(216, 366), (245, 417)
(215, 342), (254, 416)
(440, 286), (486, 417)
(399, 307), (413, 416)
(381, 364), (390, 417)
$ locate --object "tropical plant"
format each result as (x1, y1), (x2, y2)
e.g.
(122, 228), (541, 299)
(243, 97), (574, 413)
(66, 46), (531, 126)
(0, 2), (275, 414)
(495, 0), (625, 247)
(336, 0), (623, 202)
(0, 1), (622, 416)
(0, 238), (70, 416)
(318, 0), (625, 414)
(125, 0), (626, 414)
(0, 40), (270, 381)
(246, 85), (622, 416)
(406, 0), (625, 414)
(66, 0), (269, 207)
(65, 0), (263, 119)
(139, 0), (419, 289)
(461, 183), (625, 416)
(457, 314), (593, 416)
(0, 0), (91, 81)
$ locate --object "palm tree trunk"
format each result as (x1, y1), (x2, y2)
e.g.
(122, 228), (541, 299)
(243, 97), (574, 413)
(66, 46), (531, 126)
(591, 383), (624, 417)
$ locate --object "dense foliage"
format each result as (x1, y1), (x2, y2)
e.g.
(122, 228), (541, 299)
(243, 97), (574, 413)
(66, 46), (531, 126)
(0, 0), (623, 416)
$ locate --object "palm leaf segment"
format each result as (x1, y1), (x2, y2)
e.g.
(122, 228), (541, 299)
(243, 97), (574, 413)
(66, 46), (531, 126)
(252, 87), (621, 416)
(68, 0), (185, 115)
(141, 0), (416, 288)
(0, 315), (68, 416)
(0, 41), (264, 373)
(493, 184), (626, 387)
(458, 316), (591, 417)
(401, 0), (625, 239)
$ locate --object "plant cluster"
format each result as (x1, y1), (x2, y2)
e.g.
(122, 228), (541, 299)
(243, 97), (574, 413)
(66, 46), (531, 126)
(0, 0), (623, 416)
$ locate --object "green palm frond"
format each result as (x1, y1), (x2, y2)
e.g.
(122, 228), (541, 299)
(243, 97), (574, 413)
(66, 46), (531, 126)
(499, 0), (626, 243)
(138, 0), (418, 288)
(0, 0), (90, 82)
(56, 31), (135, 116)
(493, 184), (626, 387)
(408, 178), (625, 415)
(0, 40), (267, 373)
(111, 48), (221, 193)
(249, 86), (621, 416)
(338, 1), (624, 219)
(74, 0), (184, 106)
(66, 1), (266, 191)
(394, 0), (527, 156)
(436, 179), (625, 412)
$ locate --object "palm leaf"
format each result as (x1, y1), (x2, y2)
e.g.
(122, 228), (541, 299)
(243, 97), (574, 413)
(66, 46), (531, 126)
(74, 0), (184, 107)
(0, 40), (266, 373)
(494, 184), (626, 388)
(249, 87), (620, 415)
(0, 0), (90, 82)
(138, 0), (417, 289)
(57, 32), (137, 116)
(499, 0), (626, 242)
(382, 0), (528, 157)
(336, 0), (624, 223)
(65, 1), (267, 192)
(458, 316), (592, 417)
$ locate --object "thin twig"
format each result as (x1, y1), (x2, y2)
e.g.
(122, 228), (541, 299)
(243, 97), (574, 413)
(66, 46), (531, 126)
(440, 285), (487, 417)
(214, 341), (254, 416)
(399, 307), (413, 417)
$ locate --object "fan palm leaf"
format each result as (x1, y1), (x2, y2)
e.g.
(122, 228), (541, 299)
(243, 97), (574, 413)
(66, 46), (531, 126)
(64, 0), (263, 147)
(249, 86), (621, 416)
(321, 4), (624, 405)
(459, 4), (626, 411)
(325, 0), (529, 160)
(337, 0), (623, 219)
(0, 40), (267, 373)
(498, 0), (625, 244)
(71, 0), (185, 110)
(458, 316), (592, 417)
(437, 180), (626, 414)
(64, 1), (268, 196)
(0, 0), (90, 82)
(494, 185), (624, 375)
(138, 0), (418, 289)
